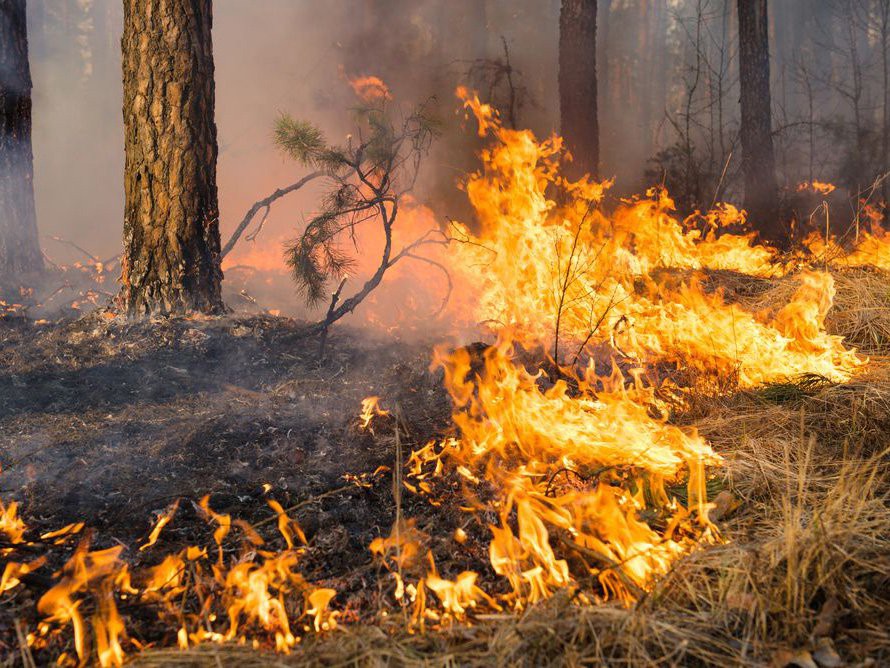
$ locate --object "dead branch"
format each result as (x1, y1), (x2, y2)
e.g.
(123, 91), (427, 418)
(319, 277), (348, 358)
(220, 171), (323, 258)
(45, 235), (99, 263)
(398, 253), (453, 318)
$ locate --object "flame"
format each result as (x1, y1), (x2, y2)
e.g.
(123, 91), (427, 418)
(425, 569), (500, 620)
(143, 553), (186, 594)
(376, 89), (865, 611)
(0, 498), (26, 546)
(267, 499), (307, 549)
(447, 88), (861, 388)
(41, 522), (85, 544)
(1, 557), (46, 593)
(198, 494), (231, 562)
(797, 180), (837, 195)
(223, 554), (299, 651)
(305, 588), (338, 632)
(426, 334), (718, 604)
(37, 541), (126, 665)
(804, 219), (890, 273)
(139, 499), (180, 551)
(347, 74), (392, 103)
(359, 395), (390, 430)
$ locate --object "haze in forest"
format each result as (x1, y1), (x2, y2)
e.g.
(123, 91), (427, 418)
(26, 1), (890, 268)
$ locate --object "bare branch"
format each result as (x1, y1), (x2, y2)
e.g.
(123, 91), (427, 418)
(221, 171), (323, 258)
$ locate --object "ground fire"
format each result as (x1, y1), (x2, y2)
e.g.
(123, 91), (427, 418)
(3, 2), (890, 667)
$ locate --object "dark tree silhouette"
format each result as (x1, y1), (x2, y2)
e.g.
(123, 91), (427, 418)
(0, 0), (43, 294)
(559, 0), (599, 179)
(120, 0), (223, 316)
(737, 0), (782, 245)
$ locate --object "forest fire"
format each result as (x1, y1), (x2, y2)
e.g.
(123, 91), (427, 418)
(4, 1), (890, 665)
(3, 88), (887, 664)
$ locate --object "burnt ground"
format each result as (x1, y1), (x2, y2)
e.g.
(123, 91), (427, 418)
(0, 312), (445, 530)
(0, 311), (492, 656)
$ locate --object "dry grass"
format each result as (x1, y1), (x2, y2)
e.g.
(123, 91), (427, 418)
(131, 408), (890, 667)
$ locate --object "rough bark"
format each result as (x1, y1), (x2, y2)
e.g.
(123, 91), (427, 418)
(559, 0), (599, 180)
(0, 0), (43, 292)
(120, 0), (223, 316)
(737, 0), (783, 245)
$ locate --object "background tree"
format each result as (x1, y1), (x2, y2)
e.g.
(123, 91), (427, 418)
(737, 0), (781, 244)
(120, 0), (223, 315)
(0, 0), (43, 294)
(559, 0), (599, 179)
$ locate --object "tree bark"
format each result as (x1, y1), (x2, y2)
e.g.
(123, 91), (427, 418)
(120, 0), (223, 316)
(737, 0), (782, 246)
(559, 0), (599, 180)
(0, 0), (43, 293)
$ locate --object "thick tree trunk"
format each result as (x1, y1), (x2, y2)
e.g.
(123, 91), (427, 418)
(120, 0), (223, 316)
(737, 0), (783, 246)
(0, 0), (43, 293)
(559, 0), (599, 180)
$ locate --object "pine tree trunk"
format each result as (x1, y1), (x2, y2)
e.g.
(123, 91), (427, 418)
(559, 0), (599, 179)
(120, 0), (223, 316)
(0, 0), (43, 293)
(737, 0), (782, 245)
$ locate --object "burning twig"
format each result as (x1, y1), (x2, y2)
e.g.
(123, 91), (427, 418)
(552, 200), (610, 367)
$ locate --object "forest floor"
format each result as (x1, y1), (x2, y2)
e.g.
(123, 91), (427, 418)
(1, 267), (890, 666)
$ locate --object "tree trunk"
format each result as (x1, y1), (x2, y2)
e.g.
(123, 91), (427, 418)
(120, 0), (223, 316)
(559, 0), (599, 179)
(737, 0), (782, 246)
(0, 0), (43, 293)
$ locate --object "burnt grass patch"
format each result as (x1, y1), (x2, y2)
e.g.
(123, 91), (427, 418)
(0, 311), (468, 656)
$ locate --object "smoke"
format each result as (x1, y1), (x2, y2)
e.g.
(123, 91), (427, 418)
(25, 1), (878, 323)
(24, 0), (563, 327)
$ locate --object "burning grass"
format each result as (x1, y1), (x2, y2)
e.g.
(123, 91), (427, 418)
(3, 270), (890, 665)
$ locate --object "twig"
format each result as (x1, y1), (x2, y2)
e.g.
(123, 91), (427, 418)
(15, 619), (37, 668)
(45, 235), (99, 263)
(220, 171), (322, 258)
(709, 149), (733, 209)
(245, 206), (271, 243)
(399, 253), (453, 317)
(253, 485), (355, 528)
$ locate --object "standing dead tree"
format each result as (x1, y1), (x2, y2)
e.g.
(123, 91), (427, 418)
(273, 101), (446, 349)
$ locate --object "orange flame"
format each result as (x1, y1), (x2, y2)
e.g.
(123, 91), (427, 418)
(348, 74), (392, 103)
(139, 499), (180, 551)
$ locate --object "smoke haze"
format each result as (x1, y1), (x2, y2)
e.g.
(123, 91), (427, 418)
(24, 1), (890, 308)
